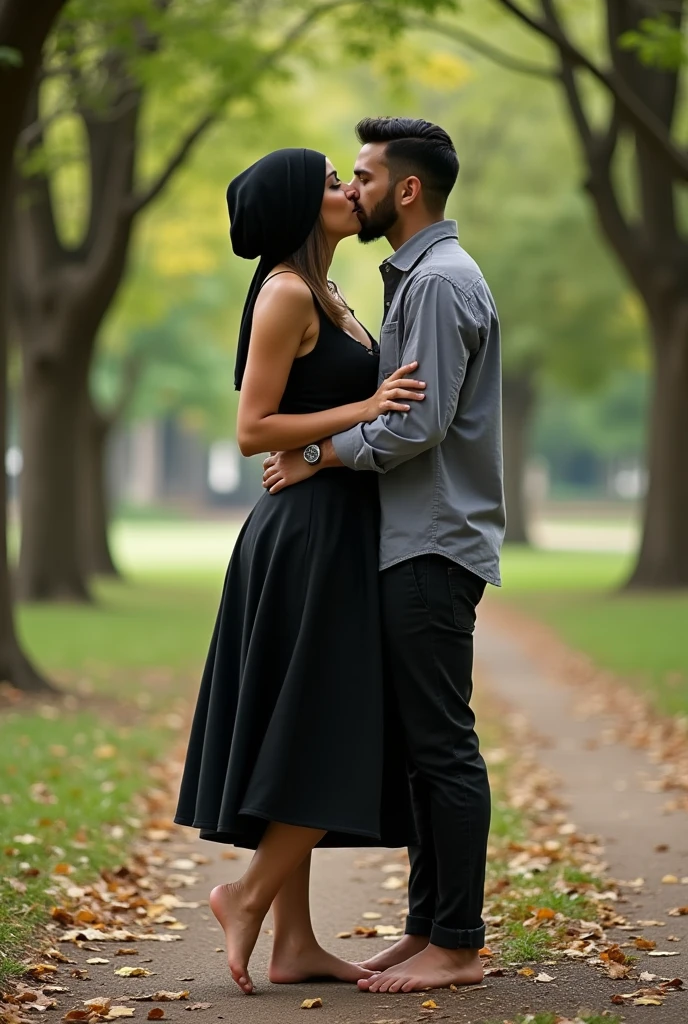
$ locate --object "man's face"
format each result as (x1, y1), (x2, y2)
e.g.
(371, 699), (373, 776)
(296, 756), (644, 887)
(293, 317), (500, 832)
(350, 143), (399, 243)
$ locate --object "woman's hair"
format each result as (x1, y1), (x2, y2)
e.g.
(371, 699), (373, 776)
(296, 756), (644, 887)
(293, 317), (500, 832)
(284, 217), (348, 328)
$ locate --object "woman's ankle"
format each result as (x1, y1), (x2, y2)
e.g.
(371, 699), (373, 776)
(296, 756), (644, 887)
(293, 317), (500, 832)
(271, 931), (319, 957)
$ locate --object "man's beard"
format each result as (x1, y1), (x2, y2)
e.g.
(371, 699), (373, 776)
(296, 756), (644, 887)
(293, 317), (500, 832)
(357, 186), (398, 243)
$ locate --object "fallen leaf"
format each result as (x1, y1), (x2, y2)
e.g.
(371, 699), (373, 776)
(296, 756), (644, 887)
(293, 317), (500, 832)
(647, 950), (680, 957)
(362, 912), (382, 921)
(300, 998), (323, 1009)
(534, 907), (556, 921)
(85, 958), (110, 965)
(381, 877), (405, 890)
(84, 1000), (111, 1013)
(183, 1006), (211, 1012)
(105, 1009), (135, 1020)
(607, 962), (631, 979)
(639, 971), (658, 981)
(63, 1011), (90, 1021)
(53, 864), (73, 876)
(517, 968), (534, 977)
(534, 972), (554, 983)
(635, 937), (657, 950)
(25, 966), (58, 979)
(478, 946), (493, 957)
(114, 967), (152, 977)
(662, 875), (679, 884)
(634, 997), (664, 1006)
(335, 932), (351, 939)
(147, 1012), (164, 1020)
(668, 907), (688, 916)
(420, 1001), (437, 1009)
(115, 950), (138, 956)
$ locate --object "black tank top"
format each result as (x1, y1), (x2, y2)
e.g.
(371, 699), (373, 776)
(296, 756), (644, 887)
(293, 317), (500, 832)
(259, 272), (380, 416)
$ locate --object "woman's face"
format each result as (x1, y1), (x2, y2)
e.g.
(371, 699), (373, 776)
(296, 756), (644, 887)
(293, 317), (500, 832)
(320, 158), (361, 241)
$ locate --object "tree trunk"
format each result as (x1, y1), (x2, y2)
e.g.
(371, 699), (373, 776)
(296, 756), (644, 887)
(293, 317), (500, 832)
(502, 371), (536, 545)
(18, 344), (92, 601)
(626, 302), (688, 588)
(81, 395), (120, 577)
(0, 0), (67, 688)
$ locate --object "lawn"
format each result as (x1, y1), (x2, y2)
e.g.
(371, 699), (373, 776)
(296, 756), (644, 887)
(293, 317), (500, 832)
(1, 563), (224, 987)
(496, 547), (688, 717)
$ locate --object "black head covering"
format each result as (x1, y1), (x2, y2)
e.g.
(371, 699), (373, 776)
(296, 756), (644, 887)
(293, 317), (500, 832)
(227, 147), (327, 390)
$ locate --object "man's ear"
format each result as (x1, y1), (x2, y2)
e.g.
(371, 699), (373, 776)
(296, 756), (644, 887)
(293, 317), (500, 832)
(399, 176), (422, 207)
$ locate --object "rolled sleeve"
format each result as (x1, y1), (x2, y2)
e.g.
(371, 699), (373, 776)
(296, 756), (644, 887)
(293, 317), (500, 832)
(332, 274), (480, 474)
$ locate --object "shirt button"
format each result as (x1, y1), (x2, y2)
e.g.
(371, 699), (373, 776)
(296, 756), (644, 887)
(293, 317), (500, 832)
(385, 301), (390, 307)
(384, 265), (390, 273)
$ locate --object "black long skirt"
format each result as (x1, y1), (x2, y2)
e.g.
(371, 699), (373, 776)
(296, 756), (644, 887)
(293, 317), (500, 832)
(174, 468), (415, 849)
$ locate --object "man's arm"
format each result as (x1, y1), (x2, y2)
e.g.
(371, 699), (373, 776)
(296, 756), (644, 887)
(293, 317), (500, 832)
(331, 273), (481, 474)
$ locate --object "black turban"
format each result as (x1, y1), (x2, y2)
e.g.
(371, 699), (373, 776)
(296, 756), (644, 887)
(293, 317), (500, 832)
(227, 148), (326, 390)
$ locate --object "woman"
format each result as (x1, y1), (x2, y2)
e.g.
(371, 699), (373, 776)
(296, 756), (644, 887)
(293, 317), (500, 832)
(174, 148), (425, 995)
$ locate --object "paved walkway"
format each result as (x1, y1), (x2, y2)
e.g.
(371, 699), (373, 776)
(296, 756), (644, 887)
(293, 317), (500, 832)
(50, 603), (687, 1023)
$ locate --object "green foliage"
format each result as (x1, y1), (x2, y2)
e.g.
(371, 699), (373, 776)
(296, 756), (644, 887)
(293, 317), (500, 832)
(620, 15), (686, 70)
(0, 45), (22, 67)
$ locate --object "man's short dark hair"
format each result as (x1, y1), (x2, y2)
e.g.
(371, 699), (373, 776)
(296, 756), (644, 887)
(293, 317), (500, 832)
(356, 116), (459, 213)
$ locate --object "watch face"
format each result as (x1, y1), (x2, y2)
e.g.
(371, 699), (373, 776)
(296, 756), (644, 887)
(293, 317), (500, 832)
(304, 444), (320, 465)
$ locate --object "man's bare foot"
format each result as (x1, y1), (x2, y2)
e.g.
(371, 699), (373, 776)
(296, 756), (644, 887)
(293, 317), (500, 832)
(355, 934), (428, 972)
(209, 882), (263, 994)
(269, 941), (377, 984)
(357, 944), (484, 993)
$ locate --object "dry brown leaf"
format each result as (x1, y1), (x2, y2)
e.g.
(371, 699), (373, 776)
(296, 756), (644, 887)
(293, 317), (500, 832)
(300, 998), (323, 1009)
(105, 1008), (135, 1019)
(62, 1011), (90, 1021)
(53, 864), (73, 876)
(147, 1012), (164, 1020)
(534, 907), (556, 921)
(115, 950), (138, 956)
(668, 907), (688, 916)
(420, 1000), (437, 1009)
(634, 997), (664, 1005)
(24, 966), (58, 979)
(113, 967), (151, 978)
(517, 967), (534, 977)
(635, 937), (657, 950)
(607, 962), (631, 979)
(478, 946), (493, 957)
(534, 972), (554, 983)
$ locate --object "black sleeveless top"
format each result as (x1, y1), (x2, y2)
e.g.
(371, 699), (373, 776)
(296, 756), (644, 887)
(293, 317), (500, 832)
(260, 273), (379, 416)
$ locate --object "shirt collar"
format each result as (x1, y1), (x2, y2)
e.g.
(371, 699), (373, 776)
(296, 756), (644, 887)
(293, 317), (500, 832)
(382, 219), (459, 274)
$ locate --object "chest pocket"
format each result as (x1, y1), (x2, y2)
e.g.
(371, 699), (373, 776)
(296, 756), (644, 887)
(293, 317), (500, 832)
(378, 320), (400, 382)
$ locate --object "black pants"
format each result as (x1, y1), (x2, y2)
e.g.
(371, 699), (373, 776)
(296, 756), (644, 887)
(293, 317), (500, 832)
(380, 554), (490, 950)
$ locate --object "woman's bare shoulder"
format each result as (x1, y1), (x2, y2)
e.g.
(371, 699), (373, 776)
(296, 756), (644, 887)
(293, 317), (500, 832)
(255, 269), (314, 314)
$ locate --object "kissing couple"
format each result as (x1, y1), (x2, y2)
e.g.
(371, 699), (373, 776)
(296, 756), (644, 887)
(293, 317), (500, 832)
(175, 116), (505, 997)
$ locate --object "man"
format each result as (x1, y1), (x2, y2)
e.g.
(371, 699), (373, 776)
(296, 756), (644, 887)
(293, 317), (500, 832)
(262, 116), (505, 992)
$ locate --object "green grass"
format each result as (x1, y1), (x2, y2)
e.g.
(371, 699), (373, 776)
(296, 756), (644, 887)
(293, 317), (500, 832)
(1, 566), (225, 987)
(498, 547), (688, 717)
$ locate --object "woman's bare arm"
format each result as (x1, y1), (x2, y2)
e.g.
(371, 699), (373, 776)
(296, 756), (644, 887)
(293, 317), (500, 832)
(237, 274), (423, 457)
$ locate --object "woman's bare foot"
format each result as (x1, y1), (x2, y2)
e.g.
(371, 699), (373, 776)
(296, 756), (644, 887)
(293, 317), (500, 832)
(357, 944), (484, 993)
(209, 882), (263, 994)
(269, 941), (377, 984)
(355, 934), (428, 972)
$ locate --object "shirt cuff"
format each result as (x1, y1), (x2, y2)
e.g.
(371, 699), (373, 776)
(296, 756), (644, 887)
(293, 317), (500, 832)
(332, 425), (361, 470)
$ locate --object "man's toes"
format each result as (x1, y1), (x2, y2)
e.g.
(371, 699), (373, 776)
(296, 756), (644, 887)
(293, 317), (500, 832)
(400, 979), (416, 992)
(388, 977), (406, 993)
(377, 977), (395, 993)
(357, 977), (373, 991)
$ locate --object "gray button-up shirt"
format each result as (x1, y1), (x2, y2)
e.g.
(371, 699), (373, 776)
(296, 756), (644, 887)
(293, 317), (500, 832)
(332, 220), (505, 586)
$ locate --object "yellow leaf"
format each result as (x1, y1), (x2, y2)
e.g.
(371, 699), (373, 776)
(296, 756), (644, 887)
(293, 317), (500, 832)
(300, 998), (323, 1009)
(517, 967), (534, 977)
(421, 1000), (438, 1009)
(114, 967), (152, 978)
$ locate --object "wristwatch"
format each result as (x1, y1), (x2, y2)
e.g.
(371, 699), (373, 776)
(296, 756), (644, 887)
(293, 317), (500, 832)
(303, 443), (321, 466)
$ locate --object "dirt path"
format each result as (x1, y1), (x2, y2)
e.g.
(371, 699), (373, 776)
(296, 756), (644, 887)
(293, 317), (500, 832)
(23, 602), (687, 1024)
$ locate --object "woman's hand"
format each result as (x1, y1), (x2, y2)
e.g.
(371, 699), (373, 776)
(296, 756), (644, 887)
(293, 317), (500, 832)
(361, 361), (426, 422)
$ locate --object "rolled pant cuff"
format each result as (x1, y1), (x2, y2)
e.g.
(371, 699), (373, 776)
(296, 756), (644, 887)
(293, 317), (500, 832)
(430, 921), (486, 950)
(405, 914), (432, 937)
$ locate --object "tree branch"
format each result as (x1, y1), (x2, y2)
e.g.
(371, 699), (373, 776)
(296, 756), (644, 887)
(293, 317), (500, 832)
(127, 0), (356, 217)
(408, 17), (557, 78)
(492, 0), (688, 181)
